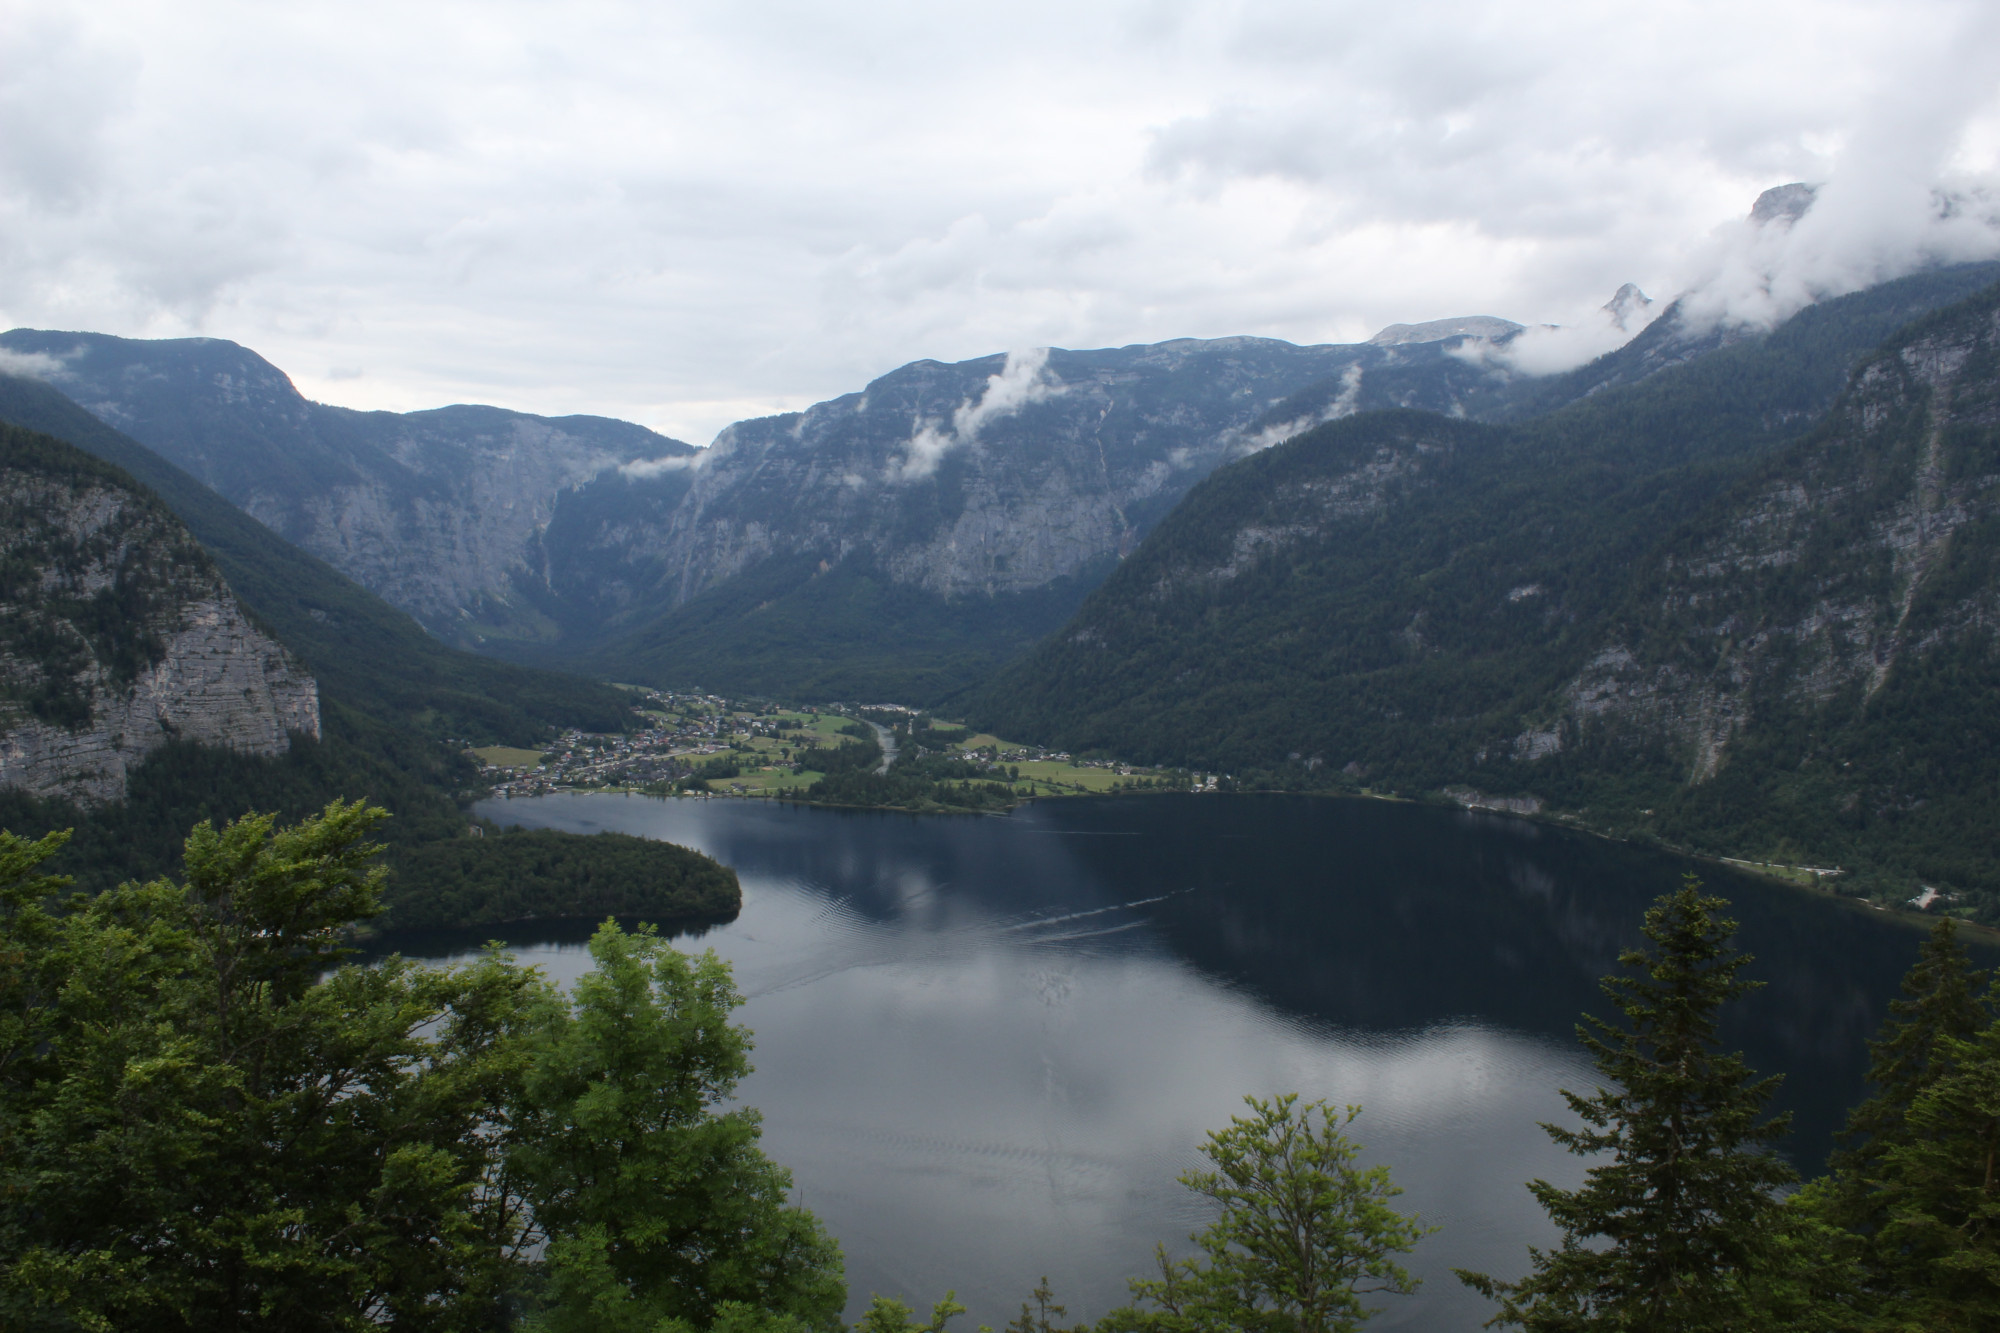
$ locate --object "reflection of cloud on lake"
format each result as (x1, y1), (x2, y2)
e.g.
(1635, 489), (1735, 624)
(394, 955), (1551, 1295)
(440, 825), (1587, 1331)
(465, 790), (1962, 1332)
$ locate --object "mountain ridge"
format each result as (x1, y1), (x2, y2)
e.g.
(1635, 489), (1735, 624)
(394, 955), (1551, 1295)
(970, 272), (2000, 918)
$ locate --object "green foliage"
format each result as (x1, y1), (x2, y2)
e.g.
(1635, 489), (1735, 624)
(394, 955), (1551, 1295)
(1457, 879), (1796, 1331)
(852, 1292), (968, 1333)
(1105, 1094), (1431, 1333)
(1808, 918), (2000, 1325)
(0, 709), (474, 891)
(0, 804), (843, 1332)
(1870, 1008), (2000, 1322)
(513, 922), (844, 1333)
(380, 827), (741, 930)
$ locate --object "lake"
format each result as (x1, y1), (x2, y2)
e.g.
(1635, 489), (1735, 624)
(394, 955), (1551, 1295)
(389, 790), (1969, 1331)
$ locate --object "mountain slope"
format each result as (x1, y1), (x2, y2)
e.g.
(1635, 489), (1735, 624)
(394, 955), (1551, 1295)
(0, 383), (647, 889)
(0, 425), (318, 804)
(973, 276), (2000, 917)
(0, 330), (694, 645)
(558, 332), (1546, 701)
(0, 372), (636, 744)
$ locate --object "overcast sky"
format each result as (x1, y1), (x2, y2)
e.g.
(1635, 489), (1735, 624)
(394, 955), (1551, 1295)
(4, 0), (1999, 445)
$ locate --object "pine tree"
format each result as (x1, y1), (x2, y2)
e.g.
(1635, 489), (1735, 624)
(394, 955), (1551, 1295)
(1871, 1012), (2000, 1326)
(1456, 877), (1795, 1332)
(1824, 917), (1987, 1219)
(1811, 918), (1999, 1325)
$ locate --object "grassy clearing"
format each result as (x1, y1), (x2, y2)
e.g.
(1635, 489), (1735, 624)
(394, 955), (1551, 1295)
(470, 745), (547, 770)
(1003, 760), (1130, 792)
(1720, 857), (1844, 888)
(721, 767), (826, 794)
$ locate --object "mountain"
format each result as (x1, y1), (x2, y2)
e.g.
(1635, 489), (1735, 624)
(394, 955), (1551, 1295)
(0, 374), (645, 888)
(0, 425), (318, 805)
(538, 327), (1584, 700)
(4, 315), (1588, 703)
(0, 372), (637, 745)
(0, 330), (695, 646)
(971, 270), (2000, 919)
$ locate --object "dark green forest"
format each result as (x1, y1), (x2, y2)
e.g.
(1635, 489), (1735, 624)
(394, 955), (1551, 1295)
(380, 826), (740, 930)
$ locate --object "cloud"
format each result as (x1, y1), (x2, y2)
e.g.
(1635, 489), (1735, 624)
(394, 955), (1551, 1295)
(1239, 362), (1363, 454)
(1672, 177), (2000, 338)
(1, 1), (1997, 440)
(619, 452), (705, 479)
(895, 347), (1060, 481)
(0, 347), (68, 379)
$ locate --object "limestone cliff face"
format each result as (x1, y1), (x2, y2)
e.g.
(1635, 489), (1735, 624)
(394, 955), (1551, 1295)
(0, 434), (319, 805)
(1520, 298), (2000, 780)
(648, 340), (1377, 604)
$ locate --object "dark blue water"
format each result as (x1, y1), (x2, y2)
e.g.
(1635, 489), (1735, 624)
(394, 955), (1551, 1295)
(392, 791), (1973, 1332)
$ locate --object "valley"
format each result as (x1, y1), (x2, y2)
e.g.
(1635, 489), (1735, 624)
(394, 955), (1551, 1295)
(7, 204), (2000, 922)
(473, 690), (1175, 806)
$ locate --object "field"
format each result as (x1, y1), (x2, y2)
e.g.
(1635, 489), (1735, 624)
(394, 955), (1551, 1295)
(941, 731), (1161, 794)
(470, 745), (548, 770)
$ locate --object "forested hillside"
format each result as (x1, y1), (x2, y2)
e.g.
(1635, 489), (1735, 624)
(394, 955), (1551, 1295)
(0, 380), (653, 893)
(975, 273), (2000, 920)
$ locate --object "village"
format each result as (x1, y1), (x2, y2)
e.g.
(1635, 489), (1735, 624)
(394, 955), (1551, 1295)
(465, 691), (1193, 802)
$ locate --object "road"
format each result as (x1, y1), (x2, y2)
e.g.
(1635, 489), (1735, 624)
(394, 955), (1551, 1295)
(866, 720), (898, 775)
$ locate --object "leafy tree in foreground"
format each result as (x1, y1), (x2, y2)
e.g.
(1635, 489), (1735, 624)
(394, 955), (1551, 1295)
(0, 802), (843, 1332)
(513, 922), (844, 1333)
(1105, 1094), (1433, 1333)
(852, 1292), (968, 1333)
(1457, 877), (1795, 1332)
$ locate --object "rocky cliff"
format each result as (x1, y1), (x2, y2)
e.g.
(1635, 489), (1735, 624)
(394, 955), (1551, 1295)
(0, 426), (318, 805)
(1528, 284), (2000, 783)
(0, 331), (694, 646)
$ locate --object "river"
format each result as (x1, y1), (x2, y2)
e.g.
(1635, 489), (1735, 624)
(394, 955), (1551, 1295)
(384, 790), (1972, 1331)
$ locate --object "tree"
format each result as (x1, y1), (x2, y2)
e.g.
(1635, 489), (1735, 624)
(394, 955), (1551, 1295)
(0, 800), (546, 1331)
(511, 921), (845, 1333)
(1456, 877), (1795, 1332)
(1106, 1094), (1432, 1333)
(1808, 917), (2000, 1326)
(1822, 918), (1987, 1218)
(852, 1292), (967, 1333)
(0, 804), (845, 1333)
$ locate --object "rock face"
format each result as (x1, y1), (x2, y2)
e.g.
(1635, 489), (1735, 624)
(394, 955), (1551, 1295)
(0, 428), (318, 805)
(559, 333), (1532, 619)
(0, 330), (694, 646)
(1528, 289), (2000, 780)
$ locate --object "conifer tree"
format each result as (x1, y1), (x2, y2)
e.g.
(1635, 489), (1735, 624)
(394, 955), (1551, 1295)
(1457, 877), (1794, 1332)
(1812, 917), (1999, 1325)
(1823, 918), (1987, 1219)
(1870, 1014), (2000, 1325)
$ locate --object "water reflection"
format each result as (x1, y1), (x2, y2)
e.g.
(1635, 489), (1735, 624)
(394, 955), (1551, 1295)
(390, 791), (1979, 1332)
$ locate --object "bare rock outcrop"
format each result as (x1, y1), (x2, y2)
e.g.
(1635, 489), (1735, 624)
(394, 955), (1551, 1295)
(0, 438), (319, 805)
